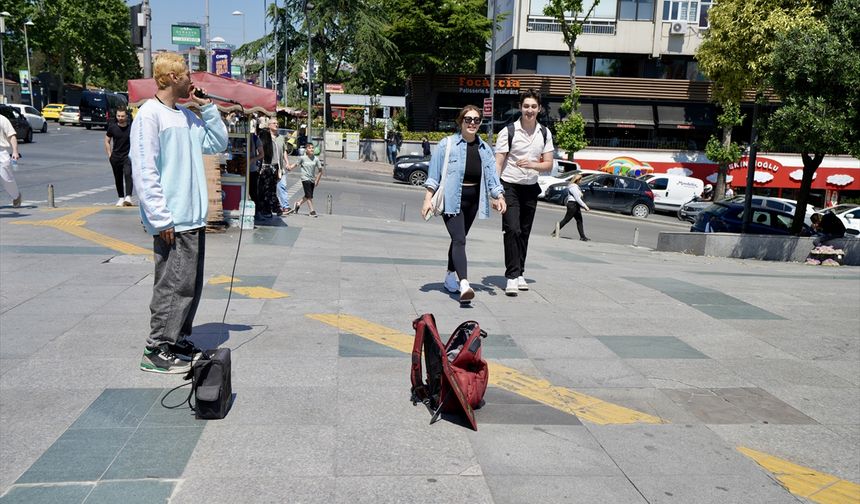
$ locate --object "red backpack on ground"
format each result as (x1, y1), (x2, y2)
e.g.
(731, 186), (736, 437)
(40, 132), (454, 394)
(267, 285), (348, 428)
(410, 314), (489, 430)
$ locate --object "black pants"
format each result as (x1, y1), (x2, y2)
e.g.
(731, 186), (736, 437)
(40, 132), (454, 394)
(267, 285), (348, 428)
(501, 181), (540, 279)
(558, 201), (587, 239)
(110, 156), (133, 198)
(257, 166), (279, 215)
(442, 185), (479, 281)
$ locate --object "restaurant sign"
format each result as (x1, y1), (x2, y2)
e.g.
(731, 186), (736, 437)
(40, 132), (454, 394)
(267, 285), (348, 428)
(458, 76), (521, 95)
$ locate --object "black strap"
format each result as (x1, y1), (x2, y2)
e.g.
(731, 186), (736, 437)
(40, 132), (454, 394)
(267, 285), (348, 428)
(160, 380), (194, 412)
(506, 123), (547, 153)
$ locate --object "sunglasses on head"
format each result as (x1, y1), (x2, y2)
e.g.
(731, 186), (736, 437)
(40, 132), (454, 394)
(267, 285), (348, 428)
(462, 116), (482, 125)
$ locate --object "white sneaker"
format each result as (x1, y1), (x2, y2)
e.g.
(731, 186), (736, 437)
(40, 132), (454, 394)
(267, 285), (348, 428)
(517, 276), (529, 291)
(115, 198), (124, 207)
(123, 195), (133, 206)
(443, 271), (459, 293)
(505, 278), (518, 296)
(459, 279), (474, 303)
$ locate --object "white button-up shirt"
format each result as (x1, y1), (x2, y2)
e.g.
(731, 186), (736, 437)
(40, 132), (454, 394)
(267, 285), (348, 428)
(494, 120), (554, 185)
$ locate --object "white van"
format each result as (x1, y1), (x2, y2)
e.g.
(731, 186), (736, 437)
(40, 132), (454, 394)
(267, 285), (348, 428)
(642, 174), (704, 212)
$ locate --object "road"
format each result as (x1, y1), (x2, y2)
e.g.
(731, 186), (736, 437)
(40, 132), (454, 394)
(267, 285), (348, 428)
(13, 124), (686, 249)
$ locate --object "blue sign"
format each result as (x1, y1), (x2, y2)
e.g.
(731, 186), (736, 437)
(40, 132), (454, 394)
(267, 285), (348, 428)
(211, 49), (232, 78)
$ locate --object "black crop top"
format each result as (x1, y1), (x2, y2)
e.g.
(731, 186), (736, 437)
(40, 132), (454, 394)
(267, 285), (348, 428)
(464, 138), (482, 185)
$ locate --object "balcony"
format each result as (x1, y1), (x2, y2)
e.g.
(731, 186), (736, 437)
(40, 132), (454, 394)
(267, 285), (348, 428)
(526, 16), (616, 36)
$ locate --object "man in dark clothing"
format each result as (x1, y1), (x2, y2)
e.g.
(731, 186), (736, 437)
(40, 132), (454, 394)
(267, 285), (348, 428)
(811, 211), (846, 246)
(422, 136), (431, 157)
(104, 109), (133, 206)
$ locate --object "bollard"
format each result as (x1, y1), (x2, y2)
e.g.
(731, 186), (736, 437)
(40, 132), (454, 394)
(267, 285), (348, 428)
(400, 202), (407, 222)
(48, 184), (55, 208)
(633, 227), (640, 247)
(554, 221), (560, 239)
(326, 194), (333, 215)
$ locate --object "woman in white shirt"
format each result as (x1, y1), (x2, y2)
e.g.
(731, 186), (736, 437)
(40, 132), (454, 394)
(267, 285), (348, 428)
(551, 173), (590, 241)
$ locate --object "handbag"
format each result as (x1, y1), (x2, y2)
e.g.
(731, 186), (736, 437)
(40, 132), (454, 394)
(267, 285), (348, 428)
(428, 137), (454, 217)
(160, 347), (233, 420)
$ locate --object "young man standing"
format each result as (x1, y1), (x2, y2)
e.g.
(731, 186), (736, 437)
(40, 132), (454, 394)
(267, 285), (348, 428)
(290, 142), (324, 217)
(0, 113), (22, 207)
(104, 108), (133, 206)
(494, 89), (554, 296)
(131, 53), (228, 373)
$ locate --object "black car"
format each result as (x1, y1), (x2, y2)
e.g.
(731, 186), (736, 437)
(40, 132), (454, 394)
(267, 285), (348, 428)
(79, 90), (128, 130)
(393, 154), (430, 186)
(545, 173), (655, 218)
(0, 105), (33, 143)
(691, 201), (813, 235)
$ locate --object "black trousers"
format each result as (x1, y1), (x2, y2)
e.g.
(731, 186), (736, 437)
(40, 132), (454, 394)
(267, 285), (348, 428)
(558, 201), (587, 239)
(257, 166), (279, 215)
(501, 181), (540, 279)
(442, 185), (479, 281)
(110, 156), (133, 198)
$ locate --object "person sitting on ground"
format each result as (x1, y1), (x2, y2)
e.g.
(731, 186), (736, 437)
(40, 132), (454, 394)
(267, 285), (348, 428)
(811, 211), (846, 246)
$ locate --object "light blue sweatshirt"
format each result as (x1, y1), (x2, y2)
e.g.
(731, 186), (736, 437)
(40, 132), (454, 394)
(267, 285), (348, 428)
(130, 100), (228, 235)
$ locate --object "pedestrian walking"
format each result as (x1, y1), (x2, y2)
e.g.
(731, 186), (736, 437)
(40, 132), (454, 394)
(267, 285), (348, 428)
(422, 105), (506, 304)
(131, 53), (228, 374)
(248, 128), (264, 217)
(551, 173), (590, 241)
(494, 89), (554, 296)
(104, 108), (134, 206)
(0, 112), (22, 207)
(290, 142), (324, 217)
(257, 118), (282, 218)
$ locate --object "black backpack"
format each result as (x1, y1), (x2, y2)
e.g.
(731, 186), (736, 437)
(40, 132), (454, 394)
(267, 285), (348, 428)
(161, 348), (233, 420)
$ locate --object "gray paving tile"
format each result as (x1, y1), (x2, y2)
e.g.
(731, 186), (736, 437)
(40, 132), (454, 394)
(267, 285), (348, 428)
(104, 426), (203, 479)
(84, 480), (174, 504)
(0, 245), (110, 255)
(625, 359), (752, 389)
(69, 388), (162, 430)
(596, 336), (709, 359)
(484, 475), (648, 504)
(15, 428), (134, 484)
(0, 484), (92, 504)
(334, 476), (494, 504)
(535, 358), (652, 388)
(661, 388), (816, 425)
(251, 226), (301, 247)
(170, 475), (335, 504)
(630, 474), (797, 503)
(544, 249), (609, 264)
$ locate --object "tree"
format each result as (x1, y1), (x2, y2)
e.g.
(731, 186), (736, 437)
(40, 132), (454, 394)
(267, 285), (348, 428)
(542, 0), (600, 159)
(696, 0), (816, 200)
(761, 0), (859, 234)
(703, 102), (744, 200)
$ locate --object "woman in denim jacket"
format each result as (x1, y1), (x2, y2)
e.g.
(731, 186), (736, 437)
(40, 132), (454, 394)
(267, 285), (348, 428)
(422, 105), (507, 304)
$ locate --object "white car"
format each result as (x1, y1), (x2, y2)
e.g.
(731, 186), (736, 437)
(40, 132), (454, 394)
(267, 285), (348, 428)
(59, 106), (80, 126)
(7, 104), (48, 133)
(819, 204), (860, 236)
(538, 164), (601, 199)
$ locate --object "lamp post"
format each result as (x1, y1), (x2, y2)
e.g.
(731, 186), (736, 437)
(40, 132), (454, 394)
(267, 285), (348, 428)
(0, 11), (9, 104)
(232, 10), (245, 79)
(305, 1), (314, 141)
(23, 19), (33, 107)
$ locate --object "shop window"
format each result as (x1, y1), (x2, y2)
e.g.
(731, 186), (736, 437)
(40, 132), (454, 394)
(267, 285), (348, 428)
(593, 58), (621, 77)
(619, 0), (654, 21)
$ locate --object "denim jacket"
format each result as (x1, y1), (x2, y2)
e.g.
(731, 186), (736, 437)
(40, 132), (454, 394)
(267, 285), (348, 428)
(424, 133), (505, 218)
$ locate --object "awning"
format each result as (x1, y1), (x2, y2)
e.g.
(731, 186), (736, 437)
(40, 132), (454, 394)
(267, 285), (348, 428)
(127, 72), (277, 115)
(597, 104), (654, 129)
(657, 104), (715, 130)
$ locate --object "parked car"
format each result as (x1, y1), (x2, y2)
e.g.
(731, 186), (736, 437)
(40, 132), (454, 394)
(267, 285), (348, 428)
(545, 173), (655, 218)
(0, 104), (33, 143)
(691, 201), (813, 235)
(42, 103), (65, 121)
(678, 195), (816, 225)
(815, 204), (860, 236)
(79, 90), (128, 129)
(538, 167), (602, 199)
(393, 154), (430, 186)
(7, 104), (47, 133)
(59, 106), (81, 126)
(641, 174), (704, 212)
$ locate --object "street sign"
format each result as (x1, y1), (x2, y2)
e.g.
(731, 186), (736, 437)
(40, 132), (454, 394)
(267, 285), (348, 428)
(324, 83), (344, 94)
(483, 98), (493, 116)
(171, 25), (202, 46)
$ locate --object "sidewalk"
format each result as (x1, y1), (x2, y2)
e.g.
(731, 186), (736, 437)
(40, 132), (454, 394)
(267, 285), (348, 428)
(0, 203), (858, 503)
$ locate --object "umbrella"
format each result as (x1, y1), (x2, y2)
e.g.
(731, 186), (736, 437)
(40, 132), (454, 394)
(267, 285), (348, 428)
(127, 72), (276, 116)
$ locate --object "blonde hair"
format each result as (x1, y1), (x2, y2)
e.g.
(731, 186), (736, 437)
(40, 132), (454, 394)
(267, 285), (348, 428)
(154, 53), (188, 90)
(570, 173), (583, 184)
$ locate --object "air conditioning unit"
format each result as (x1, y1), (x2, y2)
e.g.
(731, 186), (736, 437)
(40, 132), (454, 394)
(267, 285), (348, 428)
(670, 22), (688, 35)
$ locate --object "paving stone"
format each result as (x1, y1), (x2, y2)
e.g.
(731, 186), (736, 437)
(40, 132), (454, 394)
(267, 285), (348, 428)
(333, 475), (494, 504)
(596, 336), (709, 359)
(0, 484), (92, 504)
(661, 388), (816, 425)
(483, 475), (647, 504)
(630, 474), (797, 503)
(170, 475), (335, 504)
(85, 480), (175, 504)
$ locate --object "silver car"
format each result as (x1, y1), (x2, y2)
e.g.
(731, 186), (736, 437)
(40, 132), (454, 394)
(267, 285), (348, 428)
(59, 106), (80, 126)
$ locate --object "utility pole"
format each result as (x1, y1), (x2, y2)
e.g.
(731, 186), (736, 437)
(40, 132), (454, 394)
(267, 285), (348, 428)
(263, 0), (268, 87)
(488, 0), (496, 145)
(283, 3), (289, 106)
(205, 0), (210, 72)
(142, 0), (152, 78)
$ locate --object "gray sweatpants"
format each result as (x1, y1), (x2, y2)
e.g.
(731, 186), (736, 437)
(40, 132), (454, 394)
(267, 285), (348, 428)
(146, 228), (206, 349)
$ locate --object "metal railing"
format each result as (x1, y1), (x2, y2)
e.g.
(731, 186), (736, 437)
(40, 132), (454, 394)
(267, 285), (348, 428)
(589, 137), (694, 150)
(526, 16), (616, 36)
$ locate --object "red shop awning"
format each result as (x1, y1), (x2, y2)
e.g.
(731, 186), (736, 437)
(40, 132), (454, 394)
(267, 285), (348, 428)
(127, 72), (277, 115)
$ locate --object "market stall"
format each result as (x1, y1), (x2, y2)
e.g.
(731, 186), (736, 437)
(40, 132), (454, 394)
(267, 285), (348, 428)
(127, 72), (277, 228)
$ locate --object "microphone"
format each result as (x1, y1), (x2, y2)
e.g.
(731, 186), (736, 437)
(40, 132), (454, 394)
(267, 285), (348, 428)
(193, 88), (240, 104)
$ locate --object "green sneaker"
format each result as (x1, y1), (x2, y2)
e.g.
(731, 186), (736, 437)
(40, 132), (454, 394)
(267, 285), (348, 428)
(140, 345), (191, 374)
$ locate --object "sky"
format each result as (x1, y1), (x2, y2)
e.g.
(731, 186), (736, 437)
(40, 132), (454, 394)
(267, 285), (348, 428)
(126, 0), (272, 51)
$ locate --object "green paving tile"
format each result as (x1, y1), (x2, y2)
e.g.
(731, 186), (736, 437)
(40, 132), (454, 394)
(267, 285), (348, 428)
(0, 245), (110, 255)
(252, 226), (301, 247)
(140, 390), (201, 427)
(84, 480), (174, 504)
(544, 249), (609, 264)
(624, 277), (783, 320)
(0, 484), (92, 504)
(595, 336), (709, 359)
(69, 389), (162, 429)
(103, 426), (204, 480)
(481, 333), (527, 359)
(339, 333), (404, 357)
(16, 428), (135, 483)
